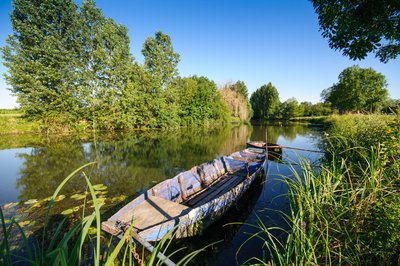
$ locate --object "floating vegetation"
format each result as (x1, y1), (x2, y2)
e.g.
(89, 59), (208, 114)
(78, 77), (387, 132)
(92, 184), (108, 191)
(54, 195), (66, 201)
(24, 199), (38, 205)
(70, 193), (87, 200)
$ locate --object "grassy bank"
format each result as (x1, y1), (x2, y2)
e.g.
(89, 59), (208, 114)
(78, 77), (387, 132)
(0, 110), (41, 135)
(258, 114), (400, 265)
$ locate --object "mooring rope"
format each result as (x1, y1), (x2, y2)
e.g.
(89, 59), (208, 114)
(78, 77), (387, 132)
(267, 145), (324, 154)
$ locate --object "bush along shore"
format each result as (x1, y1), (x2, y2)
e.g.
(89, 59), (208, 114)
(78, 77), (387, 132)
(254, 114), (400, 265)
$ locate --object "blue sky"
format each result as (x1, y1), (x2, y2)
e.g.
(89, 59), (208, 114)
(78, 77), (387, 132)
(0, 0), (399, 108)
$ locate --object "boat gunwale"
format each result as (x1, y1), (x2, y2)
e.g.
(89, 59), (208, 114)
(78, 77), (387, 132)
(102, 147), (267, 241)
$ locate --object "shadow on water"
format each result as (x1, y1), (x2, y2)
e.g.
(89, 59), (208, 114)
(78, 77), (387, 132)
(0, 123), (323, 264)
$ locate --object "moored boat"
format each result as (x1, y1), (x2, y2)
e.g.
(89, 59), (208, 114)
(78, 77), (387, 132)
(102, 146), (267, 242)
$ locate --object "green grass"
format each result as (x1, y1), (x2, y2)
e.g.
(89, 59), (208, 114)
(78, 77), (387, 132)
(0, 109), (20, 115)
(247, 114), (400, 265)
(288, 115), (328, 122)
(0, 111), (41, 135)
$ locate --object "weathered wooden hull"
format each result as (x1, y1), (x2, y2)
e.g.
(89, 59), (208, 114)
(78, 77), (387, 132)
(102, 147), (266, 242)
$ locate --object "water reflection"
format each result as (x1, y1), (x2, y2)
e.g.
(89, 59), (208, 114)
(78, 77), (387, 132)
(250, 123), (312, 143)
(4, 125), (252, 204)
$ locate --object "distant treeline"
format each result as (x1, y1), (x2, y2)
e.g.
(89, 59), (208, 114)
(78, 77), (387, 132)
(250, 66), (400, 120)
(1, 0), (251, 132)
(250, 83), (332, 120)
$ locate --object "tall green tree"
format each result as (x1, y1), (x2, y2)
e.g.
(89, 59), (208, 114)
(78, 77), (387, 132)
(1, 0), (81, 126)
(142, 31), (180, 91)
(78, 0), (134, 130)
(312, 0), (400, 62)
(250, 83), (280, 120)
(321, 65), (388, 113)
(139, 31), (181, 128)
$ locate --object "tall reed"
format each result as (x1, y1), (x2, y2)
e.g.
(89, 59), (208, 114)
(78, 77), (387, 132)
(247, 114), (400, 265)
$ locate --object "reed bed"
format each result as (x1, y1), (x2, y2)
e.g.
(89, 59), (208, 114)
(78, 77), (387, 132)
(250, 114), (400, 265)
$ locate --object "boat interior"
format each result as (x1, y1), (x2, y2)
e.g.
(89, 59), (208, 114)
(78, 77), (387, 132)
(103, 148), (266, 234)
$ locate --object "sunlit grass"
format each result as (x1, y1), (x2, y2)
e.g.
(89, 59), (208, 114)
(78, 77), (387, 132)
(245, 114), (400, 265)
(0, 112), (41, 135)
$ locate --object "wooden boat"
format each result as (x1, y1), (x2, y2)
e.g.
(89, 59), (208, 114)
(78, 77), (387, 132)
(247, 141), (282, 162)
(102, 146), (267, 242)
(246, 141), (282, 153)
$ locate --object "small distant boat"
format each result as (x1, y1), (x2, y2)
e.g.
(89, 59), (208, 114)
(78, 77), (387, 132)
(102, 145), (267, 242)
(246, 141), (282, 153)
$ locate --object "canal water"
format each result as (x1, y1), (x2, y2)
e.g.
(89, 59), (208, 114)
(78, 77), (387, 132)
(0, 123), (323, 264)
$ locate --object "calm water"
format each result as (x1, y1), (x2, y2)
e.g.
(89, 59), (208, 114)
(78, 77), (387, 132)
(0, 123), (323, 264)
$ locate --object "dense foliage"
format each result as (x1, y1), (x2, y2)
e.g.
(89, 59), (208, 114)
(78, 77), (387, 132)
(321, 65), (388, 113)
(176, 76), (229, 125)
(219, 81), (252, 122)
(312, 0), (400, 62)
(1, 0), (230, 131)
(258, 114), (400, 265)
(250, 83), (280, 120)
(250, 83), (332, 121)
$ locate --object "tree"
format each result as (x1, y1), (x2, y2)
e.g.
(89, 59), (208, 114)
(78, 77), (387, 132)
(280, 98), (302, 120)
(1, 0), (81, 126)
(176, 76), (228, 125)
(382, 98), (400, 114)
(321, 65), (388, 113)
(142, 31), (180, 91)
(230, 80), (249, 99)
(1, 0), (135, 130)
(250, 83), (280, 120)
(312, 0), (400, 62)
(219, 81), (252, 121)
(78, 0), (134, 130)
(300, 101), (332, 116)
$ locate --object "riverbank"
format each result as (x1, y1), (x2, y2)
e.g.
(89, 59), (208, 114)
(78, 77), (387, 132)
(0, 109), (249, 136)
(260, 113), (400, 264)
(0, 112), (41, 135)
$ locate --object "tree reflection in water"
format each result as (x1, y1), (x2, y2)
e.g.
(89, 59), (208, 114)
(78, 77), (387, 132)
(15, 125), (251, 203)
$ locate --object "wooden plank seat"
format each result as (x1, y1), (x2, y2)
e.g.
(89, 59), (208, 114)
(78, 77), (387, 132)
(231, 156), (263, 163)
(117, 196), (192, 232)
(184, 170), (249, 208)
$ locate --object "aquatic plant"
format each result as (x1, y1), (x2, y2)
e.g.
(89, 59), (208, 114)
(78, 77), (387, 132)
(245, 114), (400, 265)
(0, 162), (204, 265)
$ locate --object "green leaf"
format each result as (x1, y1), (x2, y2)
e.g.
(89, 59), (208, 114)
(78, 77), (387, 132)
(24, 199), (38, 205)
(61, 209), (74, 215)
(71, 193), (87, 200)
(92, 184), (108, 191)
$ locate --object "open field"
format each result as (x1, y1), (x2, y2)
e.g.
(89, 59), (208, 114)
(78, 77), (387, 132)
(0, 110), (41, 135)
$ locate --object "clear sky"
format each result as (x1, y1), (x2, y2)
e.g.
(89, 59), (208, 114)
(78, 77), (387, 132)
(0, 0), (399, 108)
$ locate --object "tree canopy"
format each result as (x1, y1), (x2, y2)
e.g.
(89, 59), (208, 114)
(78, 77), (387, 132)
(219, 81), (252, 121)
(250, 83), (280, 120)
(2, 0), (231, 131)
(142, 31), (180, 91)
(280, 98), (301, 120)
(1, 0), (81, 124)
(321, 65), (388, 113)
(312, 0), (400, 62)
